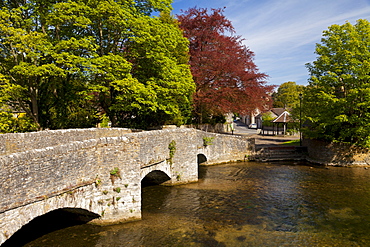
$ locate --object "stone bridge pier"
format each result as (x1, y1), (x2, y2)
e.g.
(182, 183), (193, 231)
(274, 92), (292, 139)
(0, 128), (254, 245)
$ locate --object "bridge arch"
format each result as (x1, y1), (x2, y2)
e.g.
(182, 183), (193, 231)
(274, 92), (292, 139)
(197, 153), (208, 165)
(141, 170), (171, 186)
(2, 208), (99, 247)
(1, 183), (103, 246)
(140, 160), (172, 185)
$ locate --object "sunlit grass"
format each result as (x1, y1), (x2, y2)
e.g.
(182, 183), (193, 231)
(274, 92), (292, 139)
(281, 139), (300, 146)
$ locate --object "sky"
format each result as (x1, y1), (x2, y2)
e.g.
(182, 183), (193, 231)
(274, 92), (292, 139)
(171, 0), (370, 87)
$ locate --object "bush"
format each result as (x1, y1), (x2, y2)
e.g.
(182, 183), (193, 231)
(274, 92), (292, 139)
(0, 112), (38, 133)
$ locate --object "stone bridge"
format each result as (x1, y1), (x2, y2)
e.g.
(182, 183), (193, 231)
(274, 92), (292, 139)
(0, 127), (254, 245)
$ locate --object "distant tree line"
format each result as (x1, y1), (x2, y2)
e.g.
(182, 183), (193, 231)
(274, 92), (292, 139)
(2, 0), (369, 150)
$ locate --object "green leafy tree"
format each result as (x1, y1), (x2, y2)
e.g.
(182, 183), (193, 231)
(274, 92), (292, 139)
(114, 11), (194, 128)
(0, 0), (194, 131)
(273, 81), (304, 108)
(261, 112), (275, 127)
(304, 19), (370, 147)
(0, 0), (99, 130)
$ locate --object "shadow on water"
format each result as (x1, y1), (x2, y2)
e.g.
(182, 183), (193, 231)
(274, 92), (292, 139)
(198, 165), (207, 179)
(2, 208), (99, 247)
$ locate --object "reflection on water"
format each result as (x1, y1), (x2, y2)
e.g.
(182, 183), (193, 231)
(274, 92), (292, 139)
(25, 161), (370, 246)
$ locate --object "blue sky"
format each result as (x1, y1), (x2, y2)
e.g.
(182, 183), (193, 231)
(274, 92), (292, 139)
(171, 0), (370, 87)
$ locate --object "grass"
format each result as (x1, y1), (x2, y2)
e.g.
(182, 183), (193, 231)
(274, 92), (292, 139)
(281, 139), (300, 146)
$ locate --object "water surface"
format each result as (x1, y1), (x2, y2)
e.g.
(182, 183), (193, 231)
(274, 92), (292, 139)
(24, 161), (370, 246)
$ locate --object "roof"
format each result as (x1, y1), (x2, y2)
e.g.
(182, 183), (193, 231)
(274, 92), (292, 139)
(256, 108), (290, 119)
(271, 108), (288, 117)
(272, 111), (292, 123)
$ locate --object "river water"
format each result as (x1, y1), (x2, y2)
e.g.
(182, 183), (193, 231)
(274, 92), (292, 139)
(23, 161), (370, 246)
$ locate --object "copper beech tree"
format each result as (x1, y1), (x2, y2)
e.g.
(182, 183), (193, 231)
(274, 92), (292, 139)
(177, 7), (274, 124)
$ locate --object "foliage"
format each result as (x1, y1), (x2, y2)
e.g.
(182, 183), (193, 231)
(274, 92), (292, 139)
(0, 111), (38, 133)
(168, 140), (176, 161)
(0, 0), (194, 131)
(0, 1), (99, 130)
(261, 112), (275, 127)
(110, 167), (121, 178)
(203, 136), (215, 147)
(272, 81), (304, 108)
(115, 11), (195, 128)
(113, 187), (121, 193)
(99, 114), (111, 128)
(304, 19), (370, 147)
(177, 7), (274, 124)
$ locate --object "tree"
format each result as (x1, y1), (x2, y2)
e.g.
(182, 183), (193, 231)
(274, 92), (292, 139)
(304, 19), (370, 147)
(115, 11), (195, 128)
(272, 81), (304, 108)
(0, 0), (100, 129)
(261, 112), (275, 127)
(177, 7), (273, 124)
(0, 0), (194, 130)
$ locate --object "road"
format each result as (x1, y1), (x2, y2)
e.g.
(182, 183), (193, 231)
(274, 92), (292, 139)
(232, 120), (258, 136)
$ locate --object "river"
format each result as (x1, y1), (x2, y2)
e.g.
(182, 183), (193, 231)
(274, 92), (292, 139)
(21, 161), (370, 246)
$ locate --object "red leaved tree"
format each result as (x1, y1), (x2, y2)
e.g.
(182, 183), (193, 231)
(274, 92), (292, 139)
(177, 7), (274, 124)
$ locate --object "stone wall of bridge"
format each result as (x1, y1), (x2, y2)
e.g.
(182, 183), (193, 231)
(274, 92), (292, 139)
(0, 128), (253, 245)
(0, 127), (139, 155)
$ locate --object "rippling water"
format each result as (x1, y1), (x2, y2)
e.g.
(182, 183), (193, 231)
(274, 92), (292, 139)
(24, 161), (370, 246)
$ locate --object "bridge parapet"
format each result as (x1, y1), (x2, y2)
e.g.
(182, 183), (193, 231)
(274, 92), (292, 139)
(0, 128), (140, 155)
(0, 128), (254, 245)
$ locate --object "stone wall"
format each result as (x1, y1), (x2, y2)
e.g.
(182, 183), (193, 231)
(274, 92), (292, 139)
(303, 138), (370, 166)
(0, 127), (254, 245)
(186, 123), (228, 134)
(0, 128), (139, 155)
(197, 132), (254, 165)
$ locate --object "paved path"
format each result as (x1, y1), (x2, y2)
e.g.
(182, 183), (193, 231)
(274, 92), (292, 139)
(233, 120), (258, 135)
(232, 120), (299, 148)
(252, 135), (299, 149)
